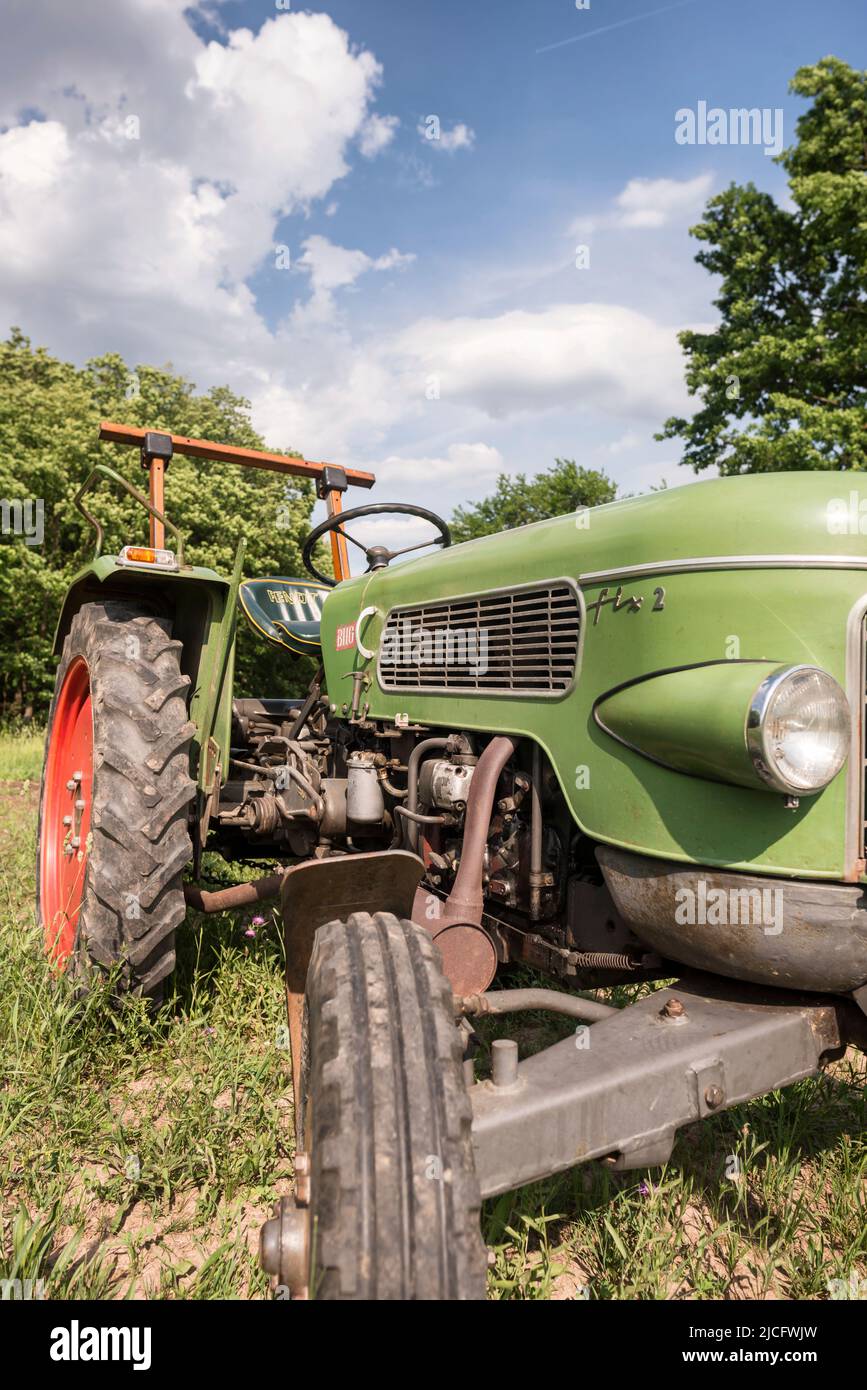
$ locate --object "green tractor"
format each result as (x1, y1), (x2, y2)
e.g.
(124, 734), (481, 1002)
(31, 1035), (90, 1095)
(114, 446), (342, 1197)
(38, 423), (867, 1300)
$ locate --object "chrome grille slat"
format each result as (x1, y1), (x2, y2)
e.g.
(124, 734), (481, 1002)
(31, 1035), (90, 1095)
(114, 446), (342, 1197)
(378, 582), (581, 696)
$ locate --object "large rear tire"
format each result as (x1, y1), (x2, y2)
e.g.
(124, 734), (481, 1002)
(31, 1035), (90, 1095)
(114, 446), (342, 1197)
(301, 911), (486, 1300)
(37, 600), (195, 1001)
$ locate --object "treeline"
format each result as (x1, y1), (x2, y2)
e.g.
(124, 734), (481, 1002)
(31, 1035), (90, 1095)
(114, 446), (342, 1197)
(0, 331), (316, 718)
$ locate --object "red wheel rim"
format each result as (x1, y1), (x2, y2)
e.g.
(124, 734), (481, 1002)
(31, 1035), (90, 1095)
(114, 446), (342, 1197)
(40, 658), (94, 970)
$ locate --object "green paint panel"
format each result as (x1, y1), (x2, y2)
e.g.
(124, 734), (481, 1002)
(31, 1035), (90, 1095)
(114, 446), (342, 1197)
(54, 554), (236, 795)
(319, 472), (867, 880)
(594, 661), (788, 788)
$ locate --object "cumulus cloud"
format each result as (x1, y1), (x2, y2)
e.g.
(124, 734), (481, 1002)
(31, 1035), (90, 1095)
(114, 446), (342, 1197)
(358, 112), (400, 157)
(245, 298), (694, 462)
(605, 430), (643, 455)
(438, 122), (475, 152)
(0, 5), (402, 380)
(613, 173), (714, 228)
(292, 235), (415, 324)
(297, 236), (413, 294)
(392, 303), (690, 421)
(0, 2), (695, 477)
(375, 442), (504, 485)
(418, 119), (475, 152)
(572, 172), (713, 233)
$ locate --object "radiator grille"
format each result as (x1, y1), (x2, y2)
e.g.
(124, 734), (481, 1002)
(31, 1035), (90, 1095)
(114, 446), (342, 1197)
(378, 583), (580, 695)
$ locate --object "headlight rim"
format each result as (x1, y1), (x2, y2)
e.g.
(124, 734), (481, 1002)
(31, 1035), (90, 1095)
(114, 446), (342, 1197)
(745, 663), (850, 796)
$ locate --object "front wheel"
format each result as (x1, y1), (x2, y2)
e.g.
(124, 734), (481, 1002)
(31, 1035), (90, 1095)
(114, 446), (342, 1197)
(293, 911), (486, 1300)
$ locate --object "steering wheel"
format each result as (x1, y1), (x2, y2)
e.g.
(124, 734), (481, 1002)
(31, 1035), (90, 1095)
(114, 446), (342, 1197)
(302, 502), (452, 587)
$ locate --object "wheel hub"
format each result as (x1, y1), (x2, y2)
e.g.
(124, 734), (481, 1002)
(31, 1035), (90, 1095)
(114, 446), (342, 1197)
(260, 1195), (311, 1297)
(40, 657), (94, 969)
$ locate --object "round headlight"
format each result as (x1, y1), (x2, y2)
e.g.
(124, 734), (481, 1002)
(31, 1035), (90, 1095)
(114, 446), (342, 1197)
(746, 665), (850, 795)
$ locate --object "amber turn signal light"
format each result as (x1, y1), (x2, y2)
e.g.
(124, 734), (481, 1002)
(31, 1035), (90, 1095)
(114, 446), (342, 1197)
(117, 545), (179, 571)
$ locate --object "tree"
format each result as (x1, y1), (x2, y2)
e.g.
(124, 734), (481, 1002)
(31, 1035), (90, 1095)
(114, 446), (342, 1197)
(657, 57), (867, 473)
(0, 331), (318, 718)
(450, 457), (617, 542)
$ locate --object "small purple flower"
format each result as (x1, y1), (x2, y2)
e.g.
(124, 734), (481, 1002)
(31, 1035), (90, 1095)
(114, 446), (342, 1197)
(251, 915), (265, 927)
(244, 926), (257, 938)
(638, 1181), (651, 1197)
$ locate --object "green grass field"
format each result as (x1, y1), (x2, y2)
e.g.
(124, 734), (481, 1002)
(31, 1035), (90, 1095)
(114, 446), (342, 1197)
(1, 734), (864, 1300)
(0, 728), (44, 782)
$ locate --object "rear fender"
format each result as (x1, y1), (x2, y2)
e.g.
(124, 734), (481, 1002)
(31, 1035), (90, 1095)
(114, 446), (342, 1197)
(53, 554), (241, 804)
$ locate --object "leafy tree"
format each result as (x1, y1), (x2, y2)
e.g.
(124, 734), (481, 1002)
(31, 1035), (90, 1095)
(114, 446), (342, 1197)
(0, 330), (318, 718)
(450, 457), (617, 542)
(658, 57), (867, 473)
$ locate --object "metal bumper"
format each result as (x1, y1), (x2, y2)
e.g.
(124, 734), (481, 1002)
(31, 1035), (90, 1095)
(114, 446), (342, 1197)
(470, 974), (853, 1198)
(598, 845), (867, 993)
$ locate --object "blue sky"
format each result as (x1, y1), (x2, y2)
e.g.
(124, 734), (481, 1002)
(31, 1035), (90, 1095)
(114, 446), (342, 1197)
(0, 0), (864, 547)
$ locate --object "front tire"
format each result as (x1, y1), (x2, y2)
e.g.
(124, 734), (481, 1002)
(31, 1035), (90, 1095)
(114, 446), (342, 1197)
(301, 911), (486, 1300)
(37, 600), (195, 1000)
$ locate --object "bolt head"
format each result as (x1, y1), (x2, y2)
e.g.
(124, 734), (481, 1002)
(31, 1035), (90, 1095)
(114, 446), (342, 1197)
(704, 1085), (725, 1110)
(661, 997), (685, 1020)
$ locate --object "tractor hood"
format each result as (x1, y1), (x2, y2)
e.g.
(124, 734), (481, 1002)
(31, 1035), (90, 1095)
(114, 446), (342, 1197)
(337, 470), (867, 607)
(320, 471), (867, 883)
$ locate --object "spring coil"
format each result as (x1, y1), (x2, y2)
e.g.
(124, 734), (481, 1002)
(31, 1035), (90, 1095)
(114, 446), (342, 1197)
(572, 951), (639, 970)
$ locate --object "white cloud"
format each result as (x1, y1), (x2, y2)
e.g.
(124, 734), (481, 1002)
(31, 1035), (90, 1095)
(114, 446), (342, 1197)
(439, 122), (475, 152)
(0, 120), (70, 191)
(292, 235), (415, 324)
(297, 237), (376, 295)
(418, 120), (476, 152)
(371, 247), (417, 274)
(0, 3), (699, 486)
(392, 303), (690, 422)
(0, 7), (401, 348)
(245, 301), (689, 462)
(358, 112), (399, 157)
(614, 173), (714, 228)
(375, 442), (504, 485)
(572, 172), (713, 234)
(605, 430), (643, 455)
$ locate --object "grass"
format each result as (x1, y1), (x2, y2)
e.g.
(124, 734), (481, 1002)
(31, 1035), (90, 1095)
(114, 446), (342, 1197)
(0, 741), (864, 1301)
(0, 726), (44, 782)
(472, 993), (866, 1300)
(0, 781), (293, 1299)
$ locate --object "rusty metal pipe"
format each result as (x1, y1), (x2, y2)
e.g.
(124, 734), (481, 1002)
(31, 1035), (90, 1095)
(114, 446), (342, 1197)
(458, 988), (616, 1024)
(379, 772), (408, 799)
(184, 872), (286, 914)
(405, 737), (450, 850)
(442, 735), (520, 923)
